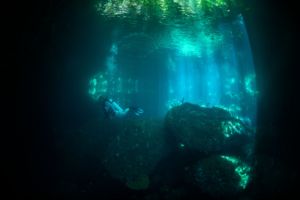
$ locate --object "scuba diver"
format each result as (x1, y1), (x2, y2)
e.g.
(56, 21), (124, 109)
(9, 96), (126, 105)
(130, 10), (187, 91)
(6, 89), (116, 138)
(100, 97), (144, 119)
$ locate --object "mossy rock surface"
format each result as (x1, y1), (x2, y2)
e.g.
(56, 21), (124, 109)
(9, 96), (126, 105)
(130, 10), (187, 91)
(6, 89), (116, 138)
(103, 119), (166, 189)
(192, 155), (242, 197)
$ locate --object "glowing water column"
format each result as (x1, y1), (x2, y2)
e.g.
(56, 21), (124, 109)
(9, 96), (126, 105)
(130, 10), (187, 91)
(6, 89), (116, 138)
(166, 14), (257, 126)
(88, 41), (140, 103)
(91, 0), (257, 124)
(88, 43), (119, 100)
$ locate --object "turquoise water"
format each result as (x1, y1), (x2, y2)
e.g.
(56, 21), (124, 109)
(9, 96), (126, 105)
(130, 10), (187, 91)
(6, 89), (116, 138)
(18, 1), (297, 199)
(86, 0), (257, 196)
(89, 15), (257, 123)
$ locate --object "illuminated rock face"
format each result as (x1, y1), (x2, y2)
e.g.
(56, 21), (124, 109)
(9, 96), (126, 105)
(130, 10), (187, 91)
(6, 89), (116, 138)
(192, 155), (251, 197)
(165, 103), (253, 155)
(165, 103), (253, 195)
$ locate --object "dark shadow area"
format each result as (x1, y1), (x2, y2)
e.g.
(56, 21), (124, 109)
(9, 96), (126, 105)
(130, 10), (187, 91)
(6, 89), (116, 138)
(242, 0), (299, 198)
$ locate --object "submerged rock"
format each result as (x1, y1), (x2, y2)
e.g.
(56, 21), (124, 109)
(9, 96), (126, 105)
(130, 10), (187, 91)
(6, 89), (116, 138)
(191, 155), (251, 197)
(126, 174), (150, 190)
(165, 103), (252, 156)
(102, 119), (166, 190)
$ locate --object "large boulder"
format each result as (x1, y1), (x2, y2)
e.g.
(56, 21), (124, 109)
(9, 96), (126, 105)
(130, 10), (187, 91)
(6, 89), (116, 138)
(102, 119), (166, 190)
(165, 103), (253, 156)
(190, 155), (251, 197)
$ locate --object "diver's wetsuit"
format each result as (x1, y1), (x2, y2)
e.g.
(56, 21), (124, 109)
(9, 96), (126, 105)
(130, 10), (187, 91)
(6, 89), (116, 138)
(104, 98), (129, 118)
(104, 98), (143, 119)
